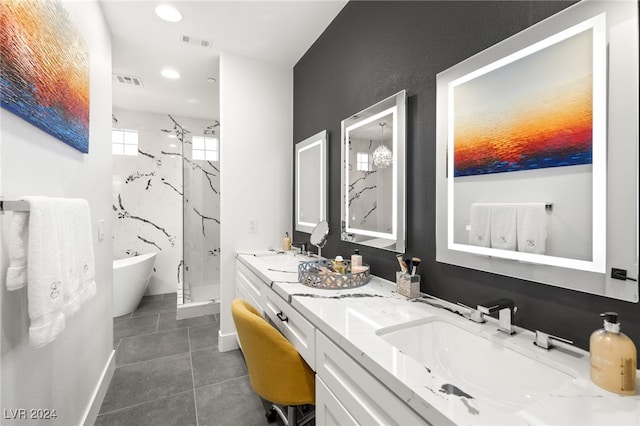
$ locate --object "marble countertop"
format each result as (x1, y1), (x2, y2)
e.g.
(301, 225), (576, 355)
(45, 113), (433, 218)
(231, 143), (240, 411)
(236, 251), (640, 425)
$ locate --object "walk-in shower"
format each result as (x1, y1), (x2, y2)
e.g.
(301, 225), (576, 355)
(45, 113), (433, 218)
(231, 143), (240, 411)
(112, 109), (220, 319)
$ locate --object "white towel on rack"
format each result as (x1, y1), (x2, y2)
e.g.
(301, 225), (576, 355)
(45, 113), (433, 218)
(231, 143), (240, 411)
(490, 204), (517, 251)
(59, 199), (96, 315)
(6, 211), (29, 290)
(12, 197), (96, 348)
(468, 203), (491, 247)
(20, 197), (66, 347)
(517, 203), (547, 254)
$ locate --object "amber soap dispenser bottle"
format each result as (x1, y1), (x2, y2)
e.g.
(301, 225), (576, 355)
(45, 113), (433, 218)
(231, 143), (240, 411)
(282, 232), (291, 251)
(590, 312), (637, 395)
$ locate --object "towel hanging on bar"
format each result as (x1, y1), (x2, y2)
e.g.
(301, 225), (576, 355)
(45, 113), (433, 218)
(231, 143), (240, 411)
(4, 196), (96, 348)
(0, 200), (30, 212)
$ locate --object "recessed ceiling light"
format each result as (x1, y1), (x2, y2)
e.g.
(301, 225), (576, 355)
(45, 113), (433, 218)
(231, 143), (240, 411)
(155, 4), (182, 23)
(161, 68), (180, 79)
(206, 77), (217, 83)
(167, 134), (177, 138)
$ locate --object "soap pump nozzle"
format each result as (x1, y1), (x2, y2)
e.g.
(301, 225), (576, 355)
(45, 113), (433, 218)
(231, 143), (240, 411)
(601, 311), (621, 333)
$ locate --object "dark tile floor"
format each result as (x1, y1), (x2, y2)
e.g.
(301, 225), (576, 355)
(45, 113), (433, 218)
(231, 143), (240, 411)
(96, 293), (271, 426)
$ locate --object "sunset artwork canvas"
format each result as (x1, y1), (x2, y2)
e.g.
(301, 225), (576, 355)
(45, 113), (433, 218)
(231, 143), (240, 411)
(451, 27), (597, 177)
(0, 0), (89, 153)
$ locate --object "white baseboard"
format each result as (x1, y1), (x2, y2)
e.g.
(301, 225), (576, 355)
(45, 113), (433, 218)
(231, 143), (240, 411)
(218, 329), (239, 352)
(82, 349), (115, 426)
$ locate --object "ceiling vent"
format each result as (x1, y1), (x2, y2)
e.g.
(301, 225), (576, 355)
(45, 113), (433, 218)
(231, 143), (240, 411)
(114, 74), (143, 87)
(181, 34), (211, 48)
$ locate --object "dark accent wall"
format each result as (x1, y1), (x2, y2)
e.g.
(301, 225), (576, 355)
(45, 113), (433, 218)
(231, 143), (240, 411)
(293, 0), (639, 351)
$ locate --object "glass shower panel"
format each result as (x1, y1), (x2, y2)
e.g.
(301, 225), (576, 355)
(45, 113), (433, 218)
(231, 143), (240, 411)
(181, 125), (221, 304)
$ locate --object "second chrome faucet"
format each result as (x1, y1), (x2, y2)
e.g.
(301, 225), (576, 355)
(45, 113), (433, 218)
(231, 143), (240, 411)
(478, 298), (517, 335)
(459, 298), (517, 335)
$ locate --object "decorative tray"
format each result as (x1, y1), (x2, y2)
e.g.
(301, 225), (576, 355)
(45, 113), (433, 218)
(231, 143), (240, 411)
(298, 260), (370, 289)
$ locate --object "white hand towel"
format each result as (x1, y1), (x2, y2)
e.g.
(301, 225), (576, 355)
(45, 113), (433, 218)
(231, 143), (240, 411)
(21, 196), (67, 348)
(491, 204), (517, 251)
(6, 211), (29, 290)
(60, 199), (96, 315)
(468, 203), (491, 247)
(517, 203), (547, 254)
(16, 197), (96, 348)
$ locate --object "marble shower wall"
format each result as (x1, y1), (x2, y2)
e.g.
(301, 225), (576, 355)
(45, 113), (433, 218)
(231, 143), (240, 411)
(112, 108), (220, 301)
(347, 136), (393, 236)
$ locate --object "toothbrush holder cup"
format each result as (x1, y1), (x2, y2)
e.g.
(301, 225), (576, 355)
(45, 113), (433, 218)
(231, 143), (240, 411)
(396, 272), (420, 299)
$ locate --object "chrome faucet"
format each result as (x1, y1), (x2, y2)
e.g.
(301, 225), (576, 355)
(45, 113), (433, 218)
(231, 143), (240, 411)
(534, 330), (573, 350)
(477, 298), (517, 335)
(457, 302), (486, 324)
(290, 242), (307, 255)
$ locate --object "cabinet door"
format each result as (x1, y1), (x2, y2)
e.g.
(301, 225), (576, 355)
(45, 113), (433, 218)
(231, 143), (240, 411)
(263, 286), (316, 370)
(316, 377), (358, 426)
(316, 332), (430, 425)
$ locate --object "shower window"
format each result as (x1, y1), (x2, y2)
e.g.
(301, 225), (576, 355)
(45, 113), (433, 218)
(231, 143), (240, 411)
(192, 136), (218, 161)
(112, 128), (138, 156)
(356, 152), (373, 172)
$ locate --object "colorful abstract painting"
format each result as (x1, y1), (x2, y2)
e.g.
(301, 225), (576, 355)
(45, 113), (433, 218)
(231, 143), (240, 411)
(1, 0), (89, 153)
(452, 27), (597, 177)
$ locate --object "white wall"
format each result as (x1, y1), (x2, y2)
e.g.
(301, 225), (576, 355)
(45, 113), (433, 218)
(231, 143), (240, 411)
(218, 51), (292, 351)
(0, 2), (113, 425)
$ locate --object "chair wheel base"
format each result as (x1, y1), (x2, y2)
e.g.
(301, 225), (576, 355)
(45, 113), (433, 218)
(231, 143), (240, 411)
(266, 408), (278, 423)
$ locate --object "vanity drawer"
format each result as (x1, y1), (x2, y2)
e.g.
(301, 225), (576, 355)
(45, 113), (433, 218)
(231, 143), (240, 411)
(236, 260), (268, 310)
(263, 286), (316, 370)
(316, 332), (429, 426)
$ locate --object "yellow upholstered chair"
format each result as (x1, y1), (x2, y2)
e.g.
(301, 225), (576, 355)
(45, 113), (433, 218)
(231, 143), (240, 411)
(231, 298), (315, 425)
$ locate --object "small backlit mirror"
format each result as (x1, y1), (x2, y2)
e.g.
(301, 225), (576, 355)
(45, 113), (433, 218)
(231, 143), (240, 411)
(295, 130), (328, 234)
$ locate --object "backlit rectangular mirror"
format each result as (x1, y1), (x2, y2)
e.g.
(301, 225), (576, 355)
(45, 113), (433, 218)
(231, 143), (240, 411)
(436, 0), (638, 302)
(341, 90), (406, 252)
(295, 130), (327, 233)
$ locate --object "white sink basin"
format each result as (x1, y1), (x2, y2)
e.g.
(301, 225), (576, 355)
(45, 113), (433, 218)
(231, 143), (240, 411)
(253, 254), (311, 272)
(376, 317), (576, 412)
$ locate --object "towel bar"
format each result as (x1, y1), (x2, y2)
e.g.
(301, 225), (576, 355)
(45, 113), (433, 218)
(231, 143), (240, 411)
(0, 200), (30, 213)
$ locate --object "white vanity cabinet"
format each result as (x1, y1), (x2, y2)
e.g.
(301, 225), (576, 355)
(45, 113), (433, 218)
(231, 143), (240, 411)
(235, 255), (432, 425)
(315, 331), (430, 426)
(235, 257), (316, 369)
(235, 253), (640, 425)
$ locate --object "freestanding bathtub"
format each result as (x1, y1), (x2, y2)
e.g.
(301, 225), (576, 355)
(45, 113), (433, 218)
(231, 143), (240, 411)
(113, 252), (157, 317)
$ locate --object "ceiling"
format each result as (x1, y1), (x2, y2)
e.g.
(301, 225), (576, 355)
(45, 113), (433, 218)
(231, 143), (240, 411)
(100, 0), (347, 121)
